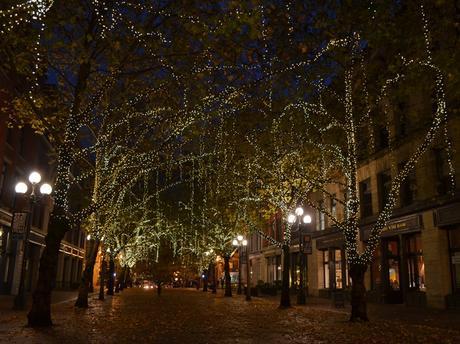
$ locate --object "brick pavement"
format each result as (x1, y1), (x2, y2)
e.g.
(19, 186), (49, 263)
(254, 291), (460, 330)
(0, 290), (79, 311)
(0, 288), (459, 344)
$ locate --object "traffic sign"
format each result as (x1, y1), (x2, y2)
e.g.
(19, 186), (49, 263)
(11, 212), (28, 234)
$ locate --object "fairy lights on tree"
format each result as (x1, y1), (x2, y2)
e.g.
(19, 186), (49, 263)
(1, 0), (458, 327)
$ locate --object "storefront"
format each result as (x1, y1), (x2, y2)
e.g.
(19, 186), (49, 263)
(363, 214), (426, 306)
(315, 230), (349, 298)
(266, 254), (281, 284)
(434, 202), (460, 308)
(289, 231), (310, 289)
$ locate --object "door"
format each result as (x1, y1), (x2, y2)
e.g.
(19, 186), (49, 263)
(384, 237), (403, 303)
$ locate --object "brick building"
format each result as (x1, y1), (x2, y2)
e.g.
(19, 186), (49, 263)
(0, 116), (85, 295)
(247, 116), (460, 309)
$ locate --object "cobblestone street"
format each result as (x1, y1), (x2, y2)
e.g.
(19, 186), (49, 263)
(1, 288), (460, 344)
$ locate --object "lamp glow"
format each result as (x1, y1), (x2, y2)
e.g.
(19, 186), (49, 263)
(237, 235), (243, 241)
(232, 239), (238, 246)
(39, 183), (52, 195)
(303, 215), (312, 224)
(28, 171), (41, 184)
(242, 239), (248, 246)
(295, 207), (304, 216)
(287, 214), (296, 224)
(15, 182), (28, 194)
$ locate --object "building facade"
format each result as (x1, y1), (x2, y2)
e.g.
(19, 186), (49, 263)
(0, 116), (85, 295)
(247, 116), (460, 310)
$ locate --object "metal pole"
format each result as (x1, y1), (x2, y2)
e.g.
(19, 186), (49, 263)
(237, 245), (242, 294)
(14, 196), (35, 309)
(297, 218), (306, 305)
(245, 245), (251, 301)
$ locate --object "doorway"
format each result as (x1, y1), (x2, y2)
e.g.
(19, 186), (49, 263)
(383, 237), (403, 303)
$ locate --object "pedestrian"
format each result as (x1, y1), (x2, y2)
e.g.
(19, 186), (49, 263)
(220, 277), (224, 289)
(157, 281), (162, 296)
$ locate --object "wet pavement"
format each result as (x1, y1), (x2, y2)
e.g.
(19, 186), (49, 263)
(1, 288), (460, 343)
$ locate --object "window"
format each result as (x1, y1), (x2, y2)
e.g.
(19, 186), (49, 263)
(316, 200), (325, 231)
(275, 255), (282, 281)
(359, 178), (373, 217)
(406, 234), (425, 290)
(330, 194), (337, 218)
(334, 250), (343, 289)
(386, 239), (400, 291)
(376, 125), (389, 150)
(399, 162), (417, 207)
(267, 255), (282, 283)
(378, 170), (392, 211)
(322, 249), (347, 289)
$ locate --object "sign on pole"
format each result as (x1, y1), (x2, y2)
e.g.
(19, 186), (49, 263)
(303, 234), (312, 254)
(11, 212), (28, 234)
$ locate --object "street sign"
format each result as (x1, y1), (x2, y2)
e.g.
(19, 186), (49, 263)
(11, 212), (28, 234)
(303, 234), (312, 254)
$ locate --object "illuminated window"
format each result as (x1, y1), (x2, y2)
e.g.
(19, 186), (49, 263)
(335, 250), (343, 289)
(406, 234), (425, 291)
(322, 249), (348, 289)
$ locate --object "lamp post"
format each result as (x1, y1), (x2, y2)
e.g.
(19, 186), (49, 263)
(13, 171), (52, 309)
(288, 207), (312, 305)
(242, 239), (251, 301)
(232, 235), (244, 295)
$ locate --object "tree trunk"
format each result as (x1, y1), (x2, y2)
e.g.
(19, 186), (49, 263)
(224, 254), (232, 297)
(99, 258), (106, 301)
(88, 264), (94, 293)
(122, 267), (129, 289)
(349, 263), (368, 322)
(107, 257), (115, 296)
(279, 243), (291, 308)
(211, 263), (217, 294)
(119, 267), (126, 291)
(75, 240), (99, 308)
(202, 269), (208, 292)
(27, 217), (68, 327)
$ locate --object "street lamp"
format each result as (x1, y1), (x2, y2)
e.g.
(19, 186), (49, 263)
(13, 171), (52, 309)
(242, 238), (251, 301)
(288, 206), (311, 305)
(233, 235), (246, 295)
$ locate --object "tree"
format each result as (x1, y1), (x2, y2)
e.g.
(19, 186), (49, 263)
(281, 31), (450, 320)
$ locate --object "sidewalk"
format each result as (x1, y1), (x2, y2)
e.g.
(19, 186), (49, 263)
(0, 290), (79, 311)
(246, 291), (460, 331)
